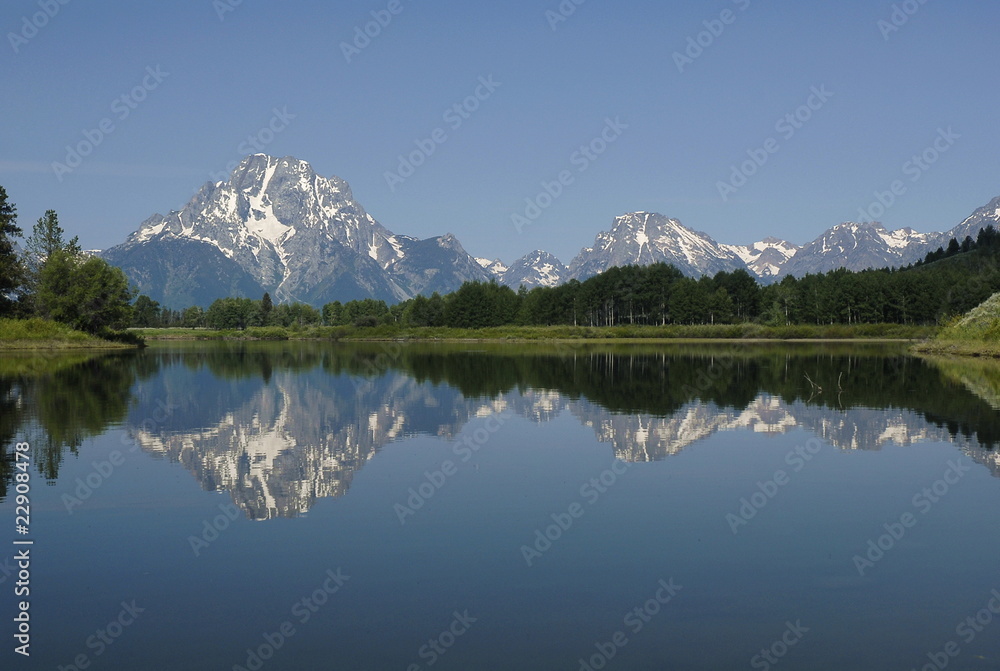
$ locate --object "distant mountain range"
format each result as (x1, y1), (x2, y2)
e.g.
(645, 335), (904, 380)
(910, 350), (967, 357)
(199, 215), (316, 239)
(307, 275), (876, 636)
(100, 154), (1000, 307)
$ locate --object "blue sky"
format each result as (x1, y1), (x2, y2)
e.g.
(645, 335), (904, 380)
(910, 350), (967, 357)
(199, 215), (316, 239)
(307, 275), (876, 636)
(2, 0), (996, 264)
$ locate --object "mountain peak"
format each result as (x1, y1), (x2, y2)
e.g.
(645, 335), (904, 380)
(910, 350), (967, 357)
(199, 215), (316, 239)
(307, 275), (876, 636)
(568, 211), (743, 280)
(103, 154), (491, 307)
(102, 153), (1000, 303)
(500, 250), (567, 288)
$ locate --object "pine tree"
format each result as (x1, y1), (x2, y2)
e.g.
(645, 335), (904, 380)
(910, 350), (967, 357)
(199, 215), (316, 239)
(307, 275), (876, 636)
(0, 186), (24, 316)
(946, 238), (961, 257)
(259, 291), (274, 326)
(22, 209), (82, 315)
(24, 210), (80, 276)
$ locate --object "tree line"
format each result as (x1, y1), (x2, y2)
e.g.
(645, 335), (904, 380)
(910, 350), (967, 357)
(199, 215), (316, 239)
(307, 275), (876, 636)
(0, 186), (134, 336)
(388, 225), (1000, 329)
(146, 222), (999, 332)
(3, 175), (995, 333)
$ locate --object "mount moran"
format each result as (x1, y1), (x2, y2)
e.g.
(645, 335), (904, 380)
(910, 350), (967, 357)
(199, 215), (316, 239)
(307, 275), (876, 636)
(101, 154), (1000, 308)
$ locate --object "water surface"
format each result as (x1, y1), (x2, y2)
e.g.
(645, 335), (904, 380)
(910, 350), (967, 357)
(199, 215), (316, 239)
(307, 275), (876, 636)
(3, 341), (1000, 670)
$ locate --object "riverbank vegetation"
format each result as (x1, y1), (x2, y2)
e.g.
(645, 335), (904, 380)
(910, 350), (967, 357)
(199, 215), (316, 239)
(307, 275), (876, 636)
(0, 186), (140, 346)
(134, 322), (936, 342)
(130, 225), (997, 344)
(0, 318), (135, 349)
(2, 176), (997, 347)
(913, 292), (1000, 358)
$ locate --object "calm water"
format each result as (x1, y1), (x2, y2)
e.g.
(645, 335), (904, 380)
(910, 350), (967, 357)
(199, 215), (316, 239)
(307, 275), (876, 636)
(3, 341), (1000, 670)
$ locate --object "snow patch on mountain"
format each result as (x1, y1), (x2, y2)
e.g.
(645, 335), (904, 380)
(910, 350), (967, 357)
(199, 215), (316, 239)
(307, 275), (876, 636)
(720, 237), (799, 280)
(568, 212), (746, 280)
(501, 250), (567, 288)
(476, 257), (508, 276)
(105, 154), (489, 306)
(105, 153), (1000, 303)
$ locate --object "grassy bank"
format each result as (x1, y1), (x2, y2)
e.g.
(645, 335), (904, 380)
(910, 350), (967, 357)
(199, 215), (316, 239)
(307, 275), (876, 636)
(912, 292), (1000, 358)
(134, 322), (937, 342)
(912, 340), (1000, 358)
(0, 318), (140, 350)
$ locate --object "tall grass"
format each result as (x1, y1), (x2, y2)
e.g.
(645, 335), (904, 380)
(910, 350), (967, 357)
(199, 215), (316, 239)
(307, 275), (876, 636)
(935, 292), (1000, 341)
(912, 292), (1000, 358)
(0, 318), (95, 342)
(0, 318), (140, 348)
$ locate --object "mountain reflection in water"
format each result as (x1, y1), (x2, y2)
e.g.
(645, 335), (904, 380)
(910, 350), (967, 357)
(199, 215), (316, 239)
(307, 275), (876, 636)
(3, 342), (999, 519)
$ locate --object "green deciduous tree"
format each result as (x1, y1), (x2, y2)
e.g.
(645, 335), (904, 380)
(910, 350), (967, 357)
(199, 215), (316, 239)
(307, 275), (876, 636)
(444, 281), (519, 328)
(132, 295), (162, 327)
(205, 297), (257, 330)
(36, 250), (134, 333)
(181, 305), (205, 328)
(322, 300), (344, 326)
(273, 302), (321, 328)
(341, 298), (389, 326)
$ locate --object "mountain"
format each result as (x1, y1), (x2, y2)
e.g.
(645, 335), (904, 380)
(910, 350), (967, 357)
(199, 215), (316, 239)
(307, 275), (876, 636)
(774, 199), (1000, 280)
(387, 233), (490, 298)
(100, 153), (1000, 305)
(475, 257), (508, 277)
(720, 237), (800, 280)
(99, 237), (268, 308)
(102, 155), (488, 308)
(567, 212), (746, 281)
(778, 222), (933, 278)
(563, 200), (1000, 283)
(499, 250), (567, 288)
(945, 196), (1000, 244)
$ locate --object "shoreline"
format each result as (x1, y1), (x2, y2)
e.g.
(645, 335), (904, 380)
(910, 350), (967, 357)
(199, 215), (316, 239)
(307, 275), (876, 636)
(132, 324), (934, 344)
(143, 336), (925, 344)
(0, 340), (137, 350)
(911, 339), (1000, 358)
(0, 318), (142, 350)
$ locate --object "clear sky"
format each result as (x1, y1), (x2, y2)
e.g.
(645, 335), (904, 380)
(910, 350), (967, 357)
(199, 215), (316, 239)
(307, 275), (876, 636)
(2, 0), (997, 265)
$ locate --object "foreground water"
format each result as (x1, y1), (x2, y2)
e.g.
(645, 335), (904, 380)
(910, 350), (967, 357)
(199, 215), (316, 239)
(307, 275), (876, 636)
(2, 341), (1000, 670)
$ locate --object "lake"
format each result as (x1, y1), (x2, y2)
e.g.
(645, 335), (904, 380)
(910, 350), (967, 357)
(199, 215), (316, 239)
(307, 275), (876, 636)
(3, 341), (1000, 670)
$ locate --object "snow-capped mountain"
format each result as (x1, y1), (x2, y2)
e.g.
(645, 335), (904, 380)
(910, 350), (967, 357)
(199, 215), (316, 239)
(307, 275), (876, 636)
(778, 222), (932, 278)
(720, 237), (800, 279)
(499, 250), (567, 288)
(568, 212), (746, 280)
(560, 198), (999, 284)
(102, 154), (489, 307)
(771, 198), (1000, 280)
(475, 257), (508, 276)
(945, 196), (1000, 244)
(386, 232), (491, 298)
(475, 251), (568, 289)
(99, 153), (1000, 305)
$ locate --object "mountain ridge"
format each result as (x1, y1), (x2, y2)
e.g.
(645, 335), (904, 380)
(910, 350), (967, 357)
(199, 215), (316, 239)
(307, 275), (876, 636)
(101, 154), (1000, 307)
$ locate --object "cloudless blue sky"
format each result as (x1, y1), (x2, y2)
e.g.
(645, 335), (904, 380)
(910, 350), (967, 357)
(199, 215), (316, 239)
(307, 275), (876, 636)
(2, 0), (997, 264)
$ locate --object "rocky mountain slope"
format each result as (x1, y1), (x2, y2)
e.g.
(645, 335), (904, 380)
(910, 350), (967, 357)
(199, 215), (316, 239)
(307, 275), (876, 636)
(102, 155), (490, 307)
(100, 153), (1000, 305)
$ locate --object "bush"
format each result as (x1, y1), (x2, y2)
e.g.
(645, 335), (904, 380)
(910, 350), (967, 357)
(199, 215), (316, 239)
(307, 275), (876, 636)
(97, 328), (146, 347)
(353, 315), (380, 328)
(246, 326), (289, 340)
